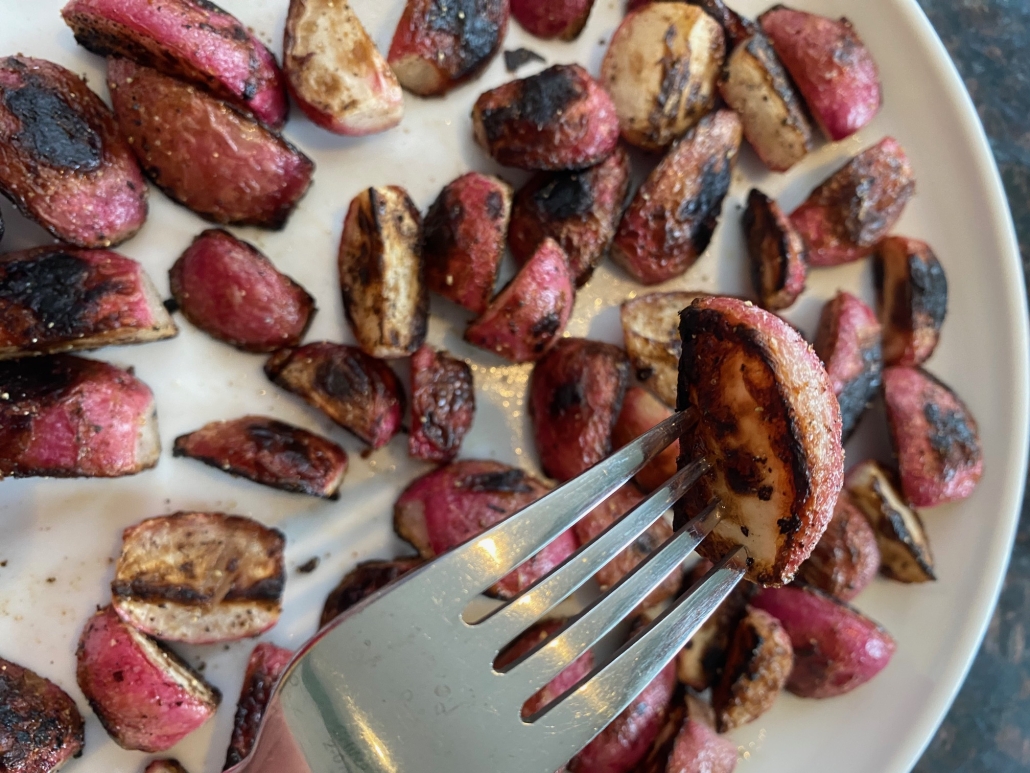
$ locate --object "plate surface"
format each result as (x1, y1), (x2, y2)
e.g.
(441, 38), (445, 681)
(0, 1), (1027, 771)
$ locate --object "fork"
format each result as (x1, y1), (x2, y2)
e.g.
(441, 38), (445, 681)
(229, 410), (747, 773)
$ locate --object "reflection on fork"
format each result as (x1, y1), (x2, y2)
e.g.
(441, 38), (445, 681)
(230, 411), (746, 773)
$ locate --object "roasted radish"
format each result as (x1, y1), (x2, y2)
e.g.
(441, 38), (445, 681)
(752, 584), (896, 698)
(621, 291), (702, 406)
(173, 416), (348, 499)
(759, 6), (881, 141)
(883, 366), (982, 507)
(790, 137), (915, 267)
(338, 186), (427, 359)
(612, 110), (742, 284)
(508, 146), (631, 286)
(320, 558), (423, 627)
(665, 708), (738, 773)
(0, 246), (175, 360)
(0, 354), (158, 479)
(111, 512), (286, 644)
(394, 460), (578, 598)
(264, 343), (405, 449)
(223, 643), (293, 770)
(676, 296), (844, 586)
(720, 34), (814, 172)
(169, 229), (315, 353)
(0, 55), (147, 248)
(677, 560), (754, 691)
(529, 338), (631, 482)
(409, 345), (475, 462)
(573, 483), (680, 607)
(0, 656), (84, 773)
(601, 3), (725, 151)
(284, 0), (403, 135)
(632, 698), (687, 773)
(511, 0), (595, 41)
(612, 387), (679, 493)
(495, 619), (594, 717)
(389, 0), (509, 96)
(797, 492), (881, 601)
(62, 0), (287, 128)
(812, 291), (882, 441)
(875, 236), (948, 367)
(472, 64), (620, 170)
(568, 663), (677, 773)
(423, 172), (512, 315)
(846, 460), (935, 583)
(76, 606), (220, 752)
(712, 607), (792, 731)
(743, 189), (807, 311)
(107, 58), (314, 229)
(465, 238), (574, 362)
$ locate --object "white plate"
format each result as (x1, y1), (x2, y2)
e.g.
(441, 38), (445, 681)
(0, 1), (1027, 771)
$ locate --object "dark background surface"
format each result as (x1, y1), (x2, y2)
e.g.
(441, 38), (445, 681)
(914, 1), (1030, 770)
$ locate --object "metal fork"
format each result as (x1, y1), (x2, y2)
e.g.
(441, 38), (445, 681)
(229, 410), (746, 773)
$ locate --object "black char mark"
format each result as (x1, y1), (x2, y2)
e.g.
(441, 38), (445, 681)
(481, 66), (581, 141)
(460, 469), (533, 493)
(924, 402), (979, 478)
(0, 354), (80, 401)
(0, 251), (116, 338)
(675, 154), (733, 254)
(427, 0), (502, 79)
(533, 171), (593, 220)
(316, 354), (371, 401)
(908, 252), (948, 328)
(5, 79), (102, 171)
(836, 340), (883, 440)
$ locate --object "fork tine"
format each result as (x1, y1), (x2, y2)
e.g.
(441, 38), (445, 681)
(481, 458), (710, 647)
(532, 546), (747, 747)
(501, 500), (723, 696)
(441, 410), (697, 596)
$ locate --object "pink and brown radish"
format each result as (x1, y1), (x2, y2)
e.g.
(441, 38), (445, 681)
(743, 189), (807, 311)
(752, 584), (895, 698)
(612, 110), (742, 285)
(529, 338), (631, 482)
(409, 345), (475, 463)
(423, 173), (512, 315)
(813, 291), (883, 440)
(224, 643), (294, 770)
(797, 492), (881, 601)
(874, 236), (948, 367)
(676, 296), (844, 586)
(111, 512), (286, 644)
(0, 246), (175, 360)
(0, 55), (147, 248)
(62, 0), (287, 128)
(472, 64), (620, 170)
(389, 0), (508, 95)
(759, 6), (881, 141)
(883, 367), (982, 507)
(338, 186), (427, 359)
(169, 229), (315, 353)
(173, 416), (348, 500)
(107, 58), (313, 229)
(601, 3), (725, 150)
(76, 606), (220, 752)
(284, 0), (403, 135)
(509, 146), (630, 287)
(465, 238), (574, 362)
(264, 343), (405, 449)
(0, 354), (158, 479)
(790, 137), (915, 267)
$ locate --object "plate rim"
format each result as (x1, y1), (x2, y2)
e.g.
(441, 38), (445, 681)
(889, 0), (1030, 769)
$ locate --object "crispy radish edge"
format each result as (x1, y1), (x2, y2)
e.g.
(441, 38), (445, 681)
(676, 296), (844, 586)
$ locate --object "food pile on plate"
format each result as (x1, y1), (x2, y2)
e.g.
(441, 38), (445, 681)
(0, 0), (984, 771)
